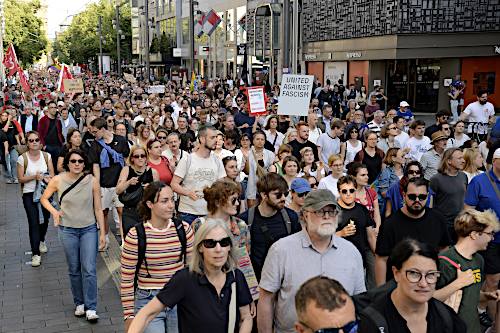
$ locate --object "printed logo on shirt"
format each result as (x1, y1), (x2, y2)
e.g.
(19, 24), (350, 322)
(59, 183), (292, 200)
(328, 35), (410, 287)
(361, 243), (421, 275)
(473, 269), (481, 284)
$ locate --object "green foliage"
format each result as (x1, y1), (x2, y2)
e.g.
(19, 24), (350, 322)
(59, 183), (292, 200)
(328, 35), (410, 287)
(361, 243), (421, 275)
(51, 0), (132, 65)
(160, 32), (171, 55)
(150, 34), (160, 53)
(3, 0), (48, 66)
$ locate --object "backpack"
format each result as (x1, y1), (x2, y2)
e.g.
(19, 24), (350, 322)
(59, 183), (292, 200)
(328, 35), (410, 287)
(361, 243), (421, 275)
(133, 217), (187, 292)
(354, 280), (454, 332)
(247, 206), (291, 246)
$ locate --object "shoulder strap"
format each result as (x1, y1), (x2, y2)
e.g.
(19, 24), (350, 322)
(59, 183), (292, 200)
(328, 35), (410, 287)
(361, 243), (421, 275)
(173, 217), (187, 263)
(363, 306), (388, 333)
(134, 223), (148, 292)
(434, 300), (454, 332)
(228, 270), (237, 333)
(248, 207), (256, 228)
(486, 171), (500, 200)
(58, 174), (86, 205)
(280, 208), (291, 234)
(438, 255), (461, 269)
(22, 152), (28, 174)
(42, 152), (49, 167)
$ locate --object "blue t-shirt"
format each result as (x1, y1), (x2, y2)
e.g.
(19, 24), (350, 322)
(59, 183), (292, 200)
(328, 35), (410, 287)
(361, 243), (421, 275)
(234, 111), (255, 138)
(397, 108), (413, 122)
(465, 170), (500, 243)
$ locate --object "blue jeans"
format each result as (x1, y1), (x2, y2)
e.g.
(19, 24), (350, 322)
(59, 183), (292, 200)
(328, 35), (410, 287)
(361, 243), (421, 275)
(134, 289), (178, 333)
(178, 212), (202, 225)
(5, 148), (18, 181)
(58, 224), (98, 311)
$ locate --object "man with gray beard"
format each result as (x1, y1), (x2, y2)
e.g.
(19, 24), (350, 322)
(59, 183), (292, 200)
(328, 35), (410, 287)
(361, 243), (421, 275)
(257, 189), (366, 333)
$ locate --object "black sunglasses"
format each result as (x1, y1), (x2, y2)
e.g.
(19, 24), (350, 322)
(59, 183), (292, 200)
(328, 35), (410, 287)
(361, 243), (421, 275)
(341, 188), (356, 194)
(301, 321), (358, 333)
(202, 237), (232, 248)
(407, 193), (428, 202)
(297, 191), (310, 198)
(230, 197), (239, 205)
(69, 159), (85, 164)
(407, 170), (421, 175)
(273, 191), (289, 198)
(28, 138), (40, 143)
(133, 154), (146, 159)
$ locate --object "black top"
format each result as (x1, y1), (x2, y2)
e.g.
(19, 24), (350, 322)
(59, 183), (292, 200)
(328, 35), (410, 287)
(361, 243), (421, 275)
(486, 139), (500, 165)
(361, 149), (383, 184)
(88, 134), (130, 188)
(289, 139), (319, 161)
(359, 291), (467, 332)
(239, 207), (301, 281)
(0, 121), (19, 147)
(156, 268), (252, 333)
(376, 209), (452, 281)
(337, 203), (375, 263)
(123, 167), (154, 207)
(176, 129), (196, 152)
(424, 124), (440, 139)
(45, 118), (60, 145)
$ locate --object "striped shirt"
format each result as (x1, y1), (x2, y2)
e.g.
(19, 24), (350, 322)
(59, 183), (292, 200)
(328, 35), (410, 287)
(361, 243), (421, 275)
(120, 221), (194, 319)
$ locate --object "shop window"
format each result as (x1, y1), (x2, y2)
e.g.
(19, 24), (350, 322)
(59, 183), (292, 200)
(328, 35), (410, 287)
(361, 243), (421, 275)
(473, 72), (495, 94)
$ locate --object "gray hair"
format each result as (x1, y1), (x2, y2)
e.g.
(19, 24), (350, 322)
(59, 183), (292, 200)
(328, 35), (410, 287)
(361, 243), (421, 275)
(188, 218), (238, 275)
(374, 110), (385, 117)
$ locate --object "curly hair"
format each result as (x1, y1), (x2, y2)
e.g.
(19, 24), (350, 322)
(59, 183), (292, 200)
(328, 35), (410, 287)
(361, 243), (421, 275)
(203, 179), (241, 215)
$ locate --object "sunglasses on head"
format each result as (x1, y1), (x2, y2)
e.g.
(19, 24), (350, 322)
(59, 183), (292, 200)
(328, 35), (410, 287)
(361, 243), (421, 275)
(202, 237), (232, 248)
(407, 193), (428, 202)
(69, 159), (85, 164)
(341, 188), (356, 194)
(223, 155), (237, 162)
(297, 191), (310, 198)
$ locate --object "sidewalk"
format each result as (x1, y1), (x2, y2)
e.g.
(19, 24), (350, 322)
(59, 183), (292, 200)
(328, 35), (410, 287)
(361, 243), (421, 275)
(0, 180), (124, 333)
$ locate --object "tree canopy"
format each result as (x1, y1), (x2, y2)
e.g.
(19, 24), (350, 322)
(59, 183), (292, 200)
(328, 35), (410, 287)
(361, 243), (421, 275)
(3, 0), (48, 66)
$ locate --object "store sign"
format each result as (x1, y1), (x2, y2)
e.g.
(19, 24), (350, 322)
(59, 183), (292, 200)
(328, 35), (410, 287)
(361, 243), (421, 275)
(495, 46), (500, 55)
(346, 52), (362, 59)
(304, 54), (317, 61)
(173, 48), (188, 57)
(278, 74), (314, 116)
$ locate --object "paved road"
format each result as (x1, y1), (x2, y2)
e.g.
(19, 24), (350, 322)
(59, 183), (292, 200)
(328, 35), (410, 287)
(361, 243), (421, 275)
(0, 180), (124, 333)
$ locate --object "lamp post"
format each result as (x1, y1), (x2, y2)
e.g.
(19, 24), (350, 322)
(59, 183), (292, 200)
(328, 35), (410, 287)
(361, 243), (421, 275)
(98, 15), (103, 75)
(188, 0), (195, 75)
(144, 0), (150, 82)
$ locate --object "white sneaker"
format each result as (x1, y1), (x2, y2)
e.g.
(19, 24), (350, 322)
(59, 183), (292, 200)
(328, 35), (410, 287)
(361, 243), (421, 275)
(86, 310), (99, 322)
(31, 255), (41, 267)
(39, 241), (48, 254)
(74, 304), (85, 317)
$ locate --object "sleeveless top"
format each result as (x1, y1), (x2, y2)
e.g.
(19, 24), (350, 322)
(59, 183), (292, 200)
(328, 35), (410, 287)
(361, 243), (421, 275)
(57, 174), (96, 228)
(148, 157), (173, 184)
(345, 140), (362, 166)
(124, 167), (154, 207)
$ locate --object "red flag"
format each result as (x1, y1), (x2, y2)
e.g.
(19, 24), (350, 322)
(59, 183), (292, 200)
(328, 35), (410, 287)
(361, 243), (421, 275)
(18, 68), (31, 93)
(3, 44), (20, 77)
(57, 64), (74, 92)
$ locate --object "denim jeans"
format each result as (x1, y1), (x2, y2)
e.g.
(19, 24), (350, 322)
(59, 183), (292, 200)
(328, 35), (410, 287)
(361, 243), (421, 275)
(5, 148), (18, 181)
(22, 192), (50, 255)
(178, 212), (202, 225)
(134, 289), (178, 333)
(58, 224), (98, 311)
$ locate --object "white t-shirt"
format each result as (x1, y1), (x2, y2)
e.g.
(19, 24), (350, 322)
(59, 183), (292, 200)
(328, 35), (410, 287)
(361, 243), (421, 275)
(174, 152), (226, 215)
(264, 130), (284, 154)
(463, 101), (495, 134)
(318, 174), (344, 199)
(308, 127), (323, 145)
(17, 152), (51, 193)
(395, 131), (410, 148)
(446, 133), (470, 148)
(317, 133), (340, 164)
(404, 136), (432, 161)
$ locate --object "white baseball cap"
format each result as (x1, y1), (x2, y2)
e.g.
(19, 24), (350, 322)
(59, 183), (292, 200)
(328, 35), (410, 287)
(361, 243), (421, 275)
(400, 101), (410, 107)
(493, 148), (500, 160)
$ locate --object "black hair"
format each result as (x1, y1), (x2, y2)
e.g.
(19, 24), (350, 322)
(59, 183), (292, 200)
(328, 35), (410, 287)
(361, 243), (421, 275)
(403, 177), (429, 193)
(403, 161), (424, 178)
(393, 116), (403, 124)
(435, 109), (451, 119)
(390, 238), (438, 270)
(63, 148), (89, 172)
(477, 89), (488, 97)
(346, 162), (367, 177)
(90, 117), (106, 129)
(137, 181), (169, 220)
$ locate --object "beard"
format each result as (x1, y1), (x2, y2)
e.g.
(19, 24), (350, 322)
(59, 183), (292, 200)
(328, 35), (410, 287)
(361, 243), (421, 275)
(407, 203), (425, 215)
(479, 100), (487, 105)
(316, 223), (337, 237)
(267, 198), (285, 210)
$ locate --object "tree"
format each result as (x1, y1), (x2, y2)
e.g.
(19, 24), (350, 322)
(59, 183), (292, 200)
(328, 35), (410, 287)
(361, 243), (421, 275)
(150, 34), (160, 53)
(51, 0), (132, 66)
(3, 0), (48, 66)
(160, 32), (171, 55)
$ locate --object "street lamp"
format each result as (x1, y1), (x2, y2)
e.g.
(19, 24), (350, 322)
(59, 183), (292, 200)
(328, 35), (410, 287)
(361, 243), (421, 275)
(97, 16), (103, 75)
(114, 1), (129, 77)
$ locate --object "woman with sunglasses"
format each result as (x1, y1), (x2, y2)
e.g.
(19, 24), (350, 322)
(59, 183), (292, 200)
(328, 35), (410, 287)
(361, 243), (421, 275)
(288, 177), (312, 214)
(377, 123), (400, 154)
(57, 128), (83, 173)
(17, 131), (54, 267)
(359, 239), (466, 332)
(336, 175), (377, 288)
(129, 219), (253, 333)
(193, 180), (258, 301)
(116, 145), (159, 239)
(341, 125), (363, 169)
(147, 139), (173, 185)
(41, 149), (106, 322)
(155, 128), (170, 155)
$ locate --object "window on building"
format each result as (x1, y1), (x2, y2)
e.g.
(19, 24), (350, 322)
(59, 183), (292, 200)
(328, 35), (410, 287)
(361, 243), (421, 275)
(473, 72), (496, 94)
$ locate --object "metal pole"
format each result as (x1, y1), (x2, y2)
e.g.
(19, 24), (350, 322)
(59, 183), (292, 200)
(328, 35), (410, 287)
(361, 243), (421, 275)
(145, 0), (150, 81)
(188, 0), (195, 74)
(0, 8), (4, 87)
(98, 16), (103, 75)
(282, 0), (290, 72)
(116, 5), (121, 76)
(292, 0), (298, 74)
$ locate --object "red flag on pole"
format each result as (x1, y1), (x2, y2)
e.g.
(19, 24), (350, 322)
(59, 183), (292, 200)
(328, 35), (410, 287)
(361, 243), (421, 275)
(18, 68), (31, 93)
(56, 64), (74, 92)
(3, 44), (20, 77)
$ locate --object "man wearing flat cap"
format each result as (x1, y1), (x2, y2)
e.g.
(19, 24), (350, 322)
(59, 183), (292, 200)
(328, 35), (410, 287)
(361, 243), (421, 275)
(420, 130), (448, 180)
(257, 189), (366, 333)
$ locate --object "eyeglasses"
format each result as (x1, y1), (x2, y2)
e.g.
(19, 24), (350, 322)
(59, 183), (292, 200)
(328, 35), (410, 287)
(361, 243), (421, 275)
(340, 188), (356, 195)
(300, 320), (358, 333)
(309, 208), (339, 218)
(407, 193), (428, 202)
(481, 231), (496, 238)
(202, 237), (232, 248)
(297, 191), (310, 198)
(405, 269), (440, 284)
(157, 136), (167, 140)
(69, 159), (84, 164)
(28, 138), (40, 143)
(407, 170), (421, 176)
(133, 154), (147, 159)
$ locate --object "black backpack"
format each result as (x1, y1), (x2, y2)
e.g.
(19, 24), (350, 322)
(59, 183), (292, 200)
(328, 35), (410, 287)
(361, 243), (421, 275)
(133, 217), (187, 291)
(354, 280), (453, 332)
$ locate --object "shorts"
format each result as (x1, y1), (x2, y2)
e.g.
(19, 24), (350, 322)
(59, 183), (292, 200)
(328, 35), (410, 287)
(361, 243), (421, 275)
(101, 187), (124, 210)
(484, 242), (500, 274)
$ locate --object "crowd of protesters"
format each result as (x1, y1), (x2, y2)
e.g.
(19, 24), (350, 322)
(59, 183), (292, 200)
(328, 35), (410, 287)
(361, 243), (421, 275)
(1, 69), (500, 332)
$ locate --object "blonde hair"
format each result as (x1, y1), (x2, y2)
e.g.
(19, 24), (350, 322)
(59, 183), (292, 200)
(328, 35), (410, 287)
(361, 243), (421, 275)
(328, 154), (342, 166)
(127, 145), (148, 165)
(189, 218), (238, 275)
(463, 148), (481, 174)
(283, 128), (298, 144)
(454, 209), (500, 238)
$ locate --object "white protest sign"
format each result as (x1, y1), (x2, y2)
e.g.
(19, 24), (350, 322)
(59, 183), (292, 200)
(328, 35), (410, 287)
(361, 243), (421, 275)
(147, 85), (166, 94)
(278, 74), (314, 116)
(247, 86), (266, 115)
